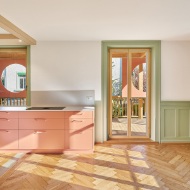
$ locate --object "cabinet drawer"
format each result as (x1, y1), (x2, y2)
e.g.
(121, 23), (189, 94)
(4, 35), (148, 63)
(65, 111), (93, 119)
(0, 111), (18, 118)
(65, 129), (93, 150)
(0, 118), (18, 129)
(19, 130), (64, 149)
(0, 130), (18, 149)
(65, 118), (93, 130)
(19, 111), (65, 118)
(19, 119), (65, 129)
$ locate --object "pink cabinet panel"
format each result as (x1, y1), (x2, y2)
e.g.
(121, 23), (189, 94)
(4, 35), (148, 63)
(0, 111), (18, 118)
(64, 110), (94, 151)
(65, 111), (93, 119)
(0, 109), (94, 152)
(19, 130), (64, 149)
(65, 129), (93, 150)
(19, 119), (65, 129)
(0, 118), (18, 129)
(0, 130), (18, 149)
(65, 118), (93, 130)
(19, 111), (65, 119)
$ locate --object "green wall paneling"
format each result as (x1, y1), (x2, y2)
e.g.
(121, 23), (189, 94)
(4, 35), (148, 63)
(161, 101), (190, 142)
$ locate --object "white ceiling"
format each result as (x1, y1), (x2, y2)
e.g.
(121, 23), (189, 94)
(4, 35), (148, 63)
(1, 0), (190, 41)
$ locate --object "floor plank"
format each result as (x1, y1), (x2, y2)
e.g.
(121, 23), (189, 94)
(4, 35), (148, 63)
(0, 144), (190, 189)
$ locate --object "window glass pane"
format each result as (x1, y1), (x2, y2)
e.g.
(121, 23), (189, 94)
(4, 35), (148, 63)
(20, 78), (23, 89)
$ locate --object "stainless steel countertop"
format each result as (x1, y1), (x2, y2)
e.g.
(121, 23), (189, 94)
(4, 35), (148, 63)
(0, 106), (94, 111)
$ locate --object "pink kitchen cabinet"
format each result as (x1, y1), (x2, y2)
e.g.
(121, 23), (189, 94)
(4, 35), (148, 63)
(0, 111), (18, 118)
(19, 118), (65, 130)
(64, 111), (94, 152)
(0, 108), (94, 153)
(64, 129), (93, 150)
(65, 111), (92, 119)
(18, 111), (65, 150)
(19, 130), (65, 149)
(0, 130), (18, 149)
(65, 118), (93, 130)
(0, 111), (19, 149)
(19, 111), (65, 119)
(0, 118), (18, 130)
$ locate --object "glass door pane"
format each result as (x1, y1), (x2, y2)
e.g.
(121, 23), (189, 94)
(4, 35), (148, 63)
(110, 49), (150, 138)
(129, 50), (148, 137)
(111, 51), (128, 136)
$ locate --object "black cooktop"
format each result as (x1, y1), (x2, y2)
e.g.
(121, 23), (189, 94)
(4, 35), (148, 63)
(26, 107), (65, 110)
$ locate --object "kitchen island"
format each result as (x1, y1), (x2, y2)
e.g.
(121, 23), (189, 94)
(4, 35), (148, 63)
(0, 106), (94, 153)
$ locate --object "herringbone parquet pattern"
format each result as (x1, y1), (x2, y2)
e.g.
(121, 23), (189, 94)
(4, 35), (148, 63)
(0, 144), (190, 190)
(0, 152), (25, 177)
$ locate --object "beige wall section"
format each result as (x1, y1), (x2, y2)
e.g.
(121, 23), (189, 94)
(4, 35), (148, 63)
(161, 41), (190, 100)
(30, 41), (102, 142)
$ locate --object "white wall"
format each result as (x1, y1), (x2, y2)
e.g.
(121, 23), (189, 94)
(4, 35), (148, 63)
(30, 41), (190, 143)
(161, 41), (190, 100)
(31, 41), (103, 142)
(31, 41), (101, 100)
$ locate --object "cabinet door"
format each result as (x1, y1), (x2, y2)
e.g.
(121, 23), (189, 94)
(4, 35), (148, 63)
(65, 111), (93, 119)
(0, 111), (18, 118)
(0, 118), (18, 129)
(19, 111), (64, 118)
(0, 130), (18, 149)
(65, 118), (93, 130)
(19, 119), (65, 129)
(65, 129), (93, 150)
(19, 130), (64, 149)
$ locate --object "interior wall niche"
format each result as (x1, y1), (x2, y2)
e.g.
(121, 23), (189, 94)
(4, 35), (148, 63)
(0, 48), (27, 104)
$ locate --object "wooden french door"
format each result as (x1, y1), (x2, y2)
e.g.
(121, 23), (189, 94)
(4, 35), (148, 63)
(108, 48), (151, 138)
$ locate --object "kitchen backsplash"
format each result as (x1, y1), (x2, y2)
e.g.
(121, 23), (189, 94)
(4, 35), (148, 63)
(31, 90), (95, 106)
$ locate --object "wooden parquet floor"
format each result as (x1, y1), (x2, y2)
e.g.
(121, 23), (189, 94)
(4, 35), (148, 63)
(0, 144), (190, 190)
(0, 152), (25, 177)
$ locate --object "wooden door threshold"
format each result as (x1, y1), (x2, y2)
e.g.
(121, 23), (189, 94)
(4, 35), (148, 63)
(103, 138), (159, 144)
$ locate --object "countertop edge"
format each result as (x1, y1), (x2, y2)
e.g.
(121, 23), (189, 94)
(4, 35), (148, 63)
(0, 106), (95, 111)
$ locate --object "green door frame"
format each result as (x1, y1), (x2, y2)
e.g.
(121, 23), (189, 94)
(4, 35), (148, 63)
(101, 40), (161, 142)
(26, 45), (31, 106)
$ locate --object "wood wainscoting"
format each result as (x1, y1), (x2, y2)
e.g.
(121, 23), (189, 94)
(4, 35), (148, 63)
(161, 101), (190, 143)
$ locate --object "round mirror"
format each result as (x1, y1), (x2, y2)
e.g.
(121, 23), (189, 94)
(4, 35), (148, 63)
(1, 64), (26, 93)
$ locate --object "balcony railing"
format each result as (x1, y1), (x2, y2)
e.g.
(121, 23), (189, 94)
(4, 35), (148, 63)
(0, 98), (26, 106)
(112, 96), (146, 118)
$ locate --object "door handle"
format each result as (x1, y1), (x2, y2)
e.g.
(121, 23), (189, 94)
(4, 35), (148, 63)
(71, 120), (83, 122)
(0, 130), (9, 133)
(34, 118), (47, 121)
(34, 130), (46, 134)
(0, 118), (9, 121)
